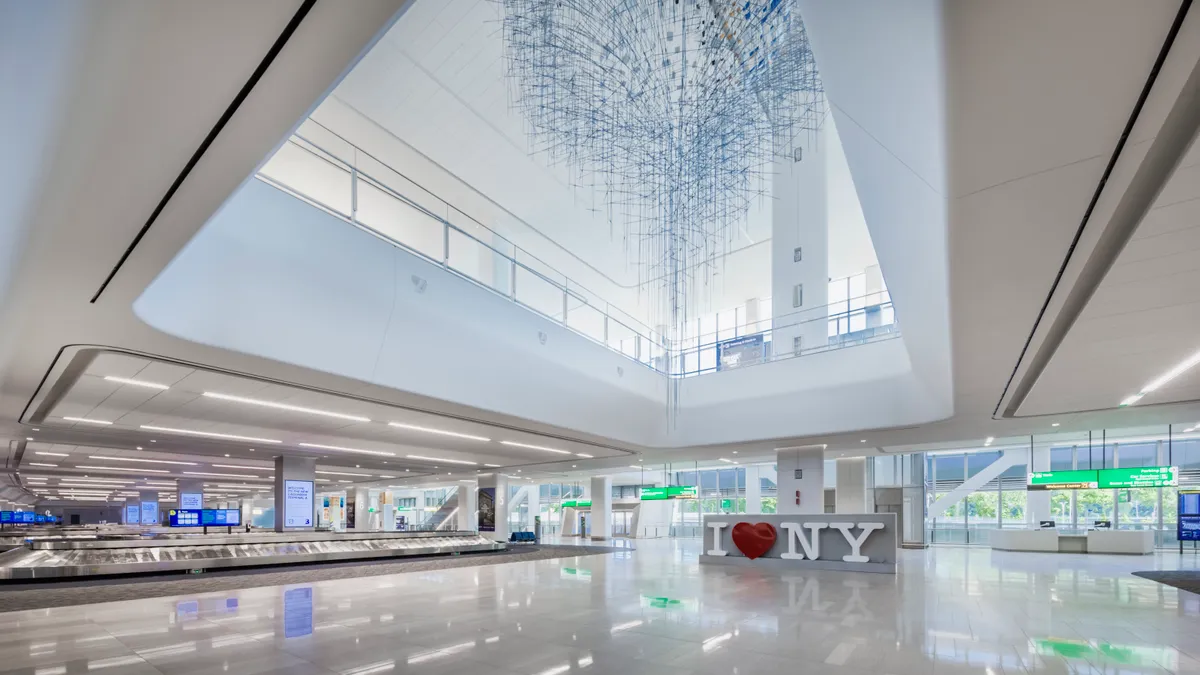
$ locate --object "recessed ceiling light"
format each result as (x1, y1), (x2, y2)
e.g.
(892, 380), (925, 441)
(182, 471), (262, 479)
(76, 465), (171, 474)
(388, 422), (489, 442)
(210, 464), (261, 470)
(572, 465), (577, 468)
(27, 463), (57, 468)
(500, 441), (571, 455)
(89, 455), (197, 466)
(315, 470), (371, 477)
(484, 464), (501, 467)
(298, 443), (395, 457)
(140, 425), (281, 444)
(31, 429), (38, 432)
(202, 392), (371, 423)
(860, 439), (867, 443)
(406, 454), (477, 466)
(718, 458), (735, 464)
(104, 376), (170, 390)
(630, 465), (643, 470)
(1051, 423), (1060, 427)
(575, 453), (593, 458)
(63, 417), (113, 425)
(24, 437), (33, 441)
(732, 451), (738, 455)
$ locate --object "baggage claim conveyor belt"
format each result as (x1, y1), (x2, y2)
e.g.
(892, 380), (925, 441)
(0, 531), (506, 580)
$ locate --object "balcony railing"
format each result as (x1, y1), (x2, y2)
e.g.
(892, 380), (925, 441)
(256, 121), (900, 377)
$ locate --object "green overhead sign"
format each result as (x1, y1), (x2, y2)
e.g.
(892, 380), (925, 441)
(640, 486), (698, 501)
(561, 500), (592, 508)
(1028, 466), (1177, 491)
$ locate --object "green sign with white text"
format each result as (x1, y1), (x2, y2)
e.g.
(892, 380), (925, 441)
(1097, 466), (1177, 488)
(640, 486), (698, 500)
(1028, 469), (1099, 490)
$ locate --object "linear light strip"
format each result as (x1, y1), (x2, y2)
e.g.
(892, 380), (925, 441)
(499, 441), (571, 455)
(298, 443), (395, 457)
(63, 417), (112, 425)
(104, 376), (170, 390)
(406, 455), (477, 466)
(387, 422), (489, 442)
(140, 425), (282, 443)
(315, 470), (372, 477)
(202, 392), (370, 423)
(75, 465), (171, 474)
(34, 452), (68, 457)
(89, 455), (198, 466)
(1120, 348), (1200, 407)
(182, 472), (262, 479)
(210, 464), (266, 470)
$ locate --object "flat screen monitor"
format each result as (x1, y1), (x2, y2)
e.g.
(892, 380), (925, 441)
(125, 504), (140, 524)
(284, 480), (314, 528)
(179, 493), (203, 510)
(0, 512), (13, 524)
(140, 501), (159, 525)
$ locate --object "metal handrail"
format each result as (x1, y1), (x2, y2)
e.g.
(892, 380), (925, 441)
(256, 127), (901, 377)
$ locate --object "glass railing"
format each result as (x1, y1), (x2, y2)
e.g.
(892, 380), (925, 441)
(256, 121), (901, 377)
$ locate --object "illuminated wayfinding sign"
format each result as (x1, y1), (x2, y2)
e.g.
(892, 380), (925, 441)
(1028, 466), (1178, 491)
(640, 486), (698, 500)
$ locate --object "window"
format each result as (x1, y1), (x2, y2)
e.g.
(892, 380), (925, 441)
(793, 246), (802, 262)
(792, 284), (803, 308)
(395, 497), (416, 509)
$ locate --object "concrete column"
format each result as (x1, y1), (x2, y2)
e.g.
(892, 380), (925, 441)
(273, 455), (316, 532)
(477, 474), (509, 541)
(772, 126), (829, 356)
(458, 482), (477, 531)
(1027, 445), (1051, 525)
(744, 464), (762, 514)
(527, 484), (541, 532)
(380, 491), (395, 532)
(175, 479), (204, 510)
(589, 476), (612, 540)
(349, 488), (370, 530)
(776, 448), (824, 514)
(139, 491), (160, 525)
(835, 457), (873, 513)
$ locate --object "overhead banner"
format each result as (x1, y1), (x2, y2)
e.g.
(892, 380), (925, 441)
(284, 480), (314, 528)
(717, 335), (765, 371)
(479, 487), (496, 532)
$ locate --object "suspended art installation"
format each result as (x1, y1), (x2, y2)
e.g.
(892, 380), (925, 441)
(501, 0), (825, 330)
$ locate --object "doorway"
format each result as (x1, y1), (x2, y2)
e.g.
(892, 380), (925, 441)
(612, 511), (631, 536)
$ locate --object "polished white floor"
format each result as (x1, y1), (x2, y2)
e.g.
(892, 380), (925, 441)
(1, 538), (1199, 674)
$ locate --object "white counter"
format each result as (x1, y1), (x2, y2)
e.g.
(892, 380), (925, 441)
(990, 529), (1155, 554)
(1086, 530), (1154, 554)
(990, 529), (1060, 552)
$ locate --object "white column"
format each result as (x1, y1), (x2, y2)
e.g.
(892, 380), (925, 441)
(744, 464), (762, 514)
(527, 484), (541, 532)
(590, 476), (612, 540)
(477, 474), (510, 541)
(350, 488), (370, 530)
(458, 482), (477, 531)
(777, 448), (825, 514)
(772, 127), (829, 355)
(273, 455), (316, 532)
(835, 457), (871, 513)
(1027, 445), (1051, 526)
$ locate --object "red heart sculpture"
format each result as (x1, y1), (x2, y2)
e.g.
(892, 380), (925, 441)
(731, 522), (777, 560)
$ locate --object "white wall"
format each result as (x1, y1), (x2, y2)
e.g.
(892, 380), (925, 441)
(776, 448), (825, 514)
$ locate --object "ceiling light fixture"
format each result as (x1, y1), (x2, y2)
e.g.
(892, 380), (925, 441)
(202, 392), (370, 423)
(629, 465), (643, 470)
(1051, 423), (1060, 427)
(210, 464), (262, 470)
(388, 422), (489, 442)
(104, 376), (170, 390)
(62, 417), (113, 425)
(89, 455), (198, 466)
(34, 452), (68, 457)
(75, 465), (171, 474)
(484, 464), (501, 468)
(140, 425), (282, 444)
(182, 471), (261, 479)
(298, 443), (395, 457)
(315, 470), (372, 477)
(27, 463), (57, 468)
(500, 441), (570, 455)
(406, 455), (477, 466)
(1120, 348), (1200, 407)
(575, 453), (593, 458)
(717, 458), (735, 464)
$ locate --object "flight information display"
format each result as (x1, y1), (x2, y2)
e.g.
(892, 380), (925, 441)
(168, 509), (241, 527)
(0, 512), (42, 524)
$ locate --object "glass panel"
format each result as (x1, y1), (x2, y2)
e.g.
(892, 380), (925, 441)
(514, 264), (565, 321)
(1117, 487), (1158, 530)
(717, 309), (737, 341)
(1001, 490), (1026, 526)
(699, 346), (717, 372)
(447, 229), (508, 293)
(258, 140), (352, 216)
(848, 274), (867, 310)
(356, 179), (445, 261)
(1076, 489), (1114, 526)
(566, 301), (606, 344)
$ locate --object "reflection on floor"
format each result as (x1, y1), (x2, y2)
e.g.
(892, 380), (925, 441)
(0, 537), (1197, 674)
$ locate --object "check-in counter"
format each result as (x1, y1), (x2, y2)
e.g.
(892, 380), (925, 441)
(991, 529), (1154, 554)
(990, 529), (1060, 552)
(1086, 530), (1154, 554)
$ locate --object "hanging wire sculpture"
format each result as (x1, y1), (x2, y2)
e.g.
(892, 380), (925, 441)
(502, 0), (824, 413)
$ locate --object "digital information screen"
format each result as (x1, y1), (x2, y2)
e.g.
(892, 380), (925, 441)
(140, 501), (159, 525)
(168, 509), (241, 527)
(125, 504), (140, 524)
(0, 512), (12, 524)
(284, 480), (314, 528)
(179, 493), (203, 510)
(1097, 466), (1178, 488)
(1028, 469), (1099, 491)
(16, 512), (35, 524)
(0, 512), (43, 524)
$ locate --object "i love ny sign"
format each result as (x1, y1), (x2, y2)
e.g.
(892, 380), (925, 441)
(707, 520), (885, 563)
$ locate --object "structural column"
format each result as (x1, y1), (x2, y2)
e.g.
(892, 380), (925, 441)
(744, 464), (762, 514)
(139, 491), (160, 526)
(589, 476), (612, 540)
(458, 482), (477, 531)
(176, 479), (204, 510)
(835, 457), (874, 513)
(776, 447), (824, 514)
(1027, 444), (1051, 525)
(477, 474), (509, 541)
(526, 484), (541, 533)
(274, 456), (316, 532)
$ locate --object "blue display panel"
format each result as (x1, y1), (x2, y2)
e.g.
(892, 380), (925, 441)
(17, 512), (35, 523)
(0, 512), (12, 524)
(168, 509), (241, 527)
(1182, 492), (1200, 516)
(1179, 492), (1200, 542)
(125, 504), (140, 524)
(1181, 516), (1200, 542)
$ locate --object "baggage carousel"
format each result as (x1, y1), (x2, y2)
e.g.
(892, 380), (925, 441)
(0, 531), (505, 580)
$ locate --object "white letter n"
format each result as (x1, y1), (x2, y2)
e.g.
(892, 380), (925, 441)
(780, 522), (826, 560)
